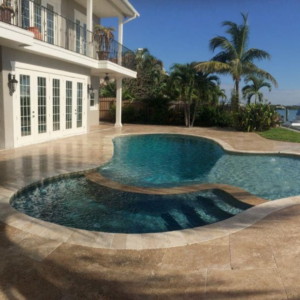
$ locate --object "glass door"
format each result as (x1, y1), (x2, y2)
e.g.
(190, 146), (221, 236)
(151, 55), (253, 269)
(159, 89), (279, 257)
(72, 80), (86, 134)
(17, 73), (35, 145)
(75, 11), (87, 55)
(35, 75), (50, 142)
(46, 4), (54, 44)
(49, 76), (64, 139)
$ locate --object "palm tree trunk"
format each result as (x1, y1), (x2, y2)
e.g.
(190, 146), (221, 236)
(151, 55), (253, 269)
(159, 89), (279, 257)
(234, 80), (240, 111)
(187, 103), (191, 127)
(191, 101), (200, 127)
(255, 94), (257, 104)
(184, 101), (189, 127)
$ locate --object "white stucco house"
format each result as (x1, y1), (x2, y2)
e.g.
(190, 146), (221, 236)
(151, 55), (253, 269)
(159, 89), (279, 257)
(0, 0), (139, 148)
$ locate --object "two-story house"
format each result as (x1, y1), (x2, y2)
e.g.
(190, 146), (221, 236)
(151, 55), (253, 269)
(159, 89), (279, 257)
(0, 0), (139, 148)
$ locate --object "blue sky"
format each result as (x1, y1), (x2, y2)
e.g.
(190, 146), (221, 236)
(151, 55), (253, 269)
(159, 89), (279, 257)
(102, 0), (300, 105)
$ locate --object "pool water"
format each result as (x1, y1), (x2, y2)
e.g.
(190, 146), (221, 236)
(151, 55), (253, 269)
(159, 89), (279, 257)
(99, 134), (300, 200)
(11, 176), (252, 233)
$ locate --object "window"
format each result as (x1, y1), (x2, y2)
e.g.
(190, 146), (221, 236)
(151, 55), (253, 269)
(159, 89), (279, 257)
(90, 92), (95, 107)
(47, 4), (54, 44)
(34, 0), (42, 32)
(22, 0), (30, 29)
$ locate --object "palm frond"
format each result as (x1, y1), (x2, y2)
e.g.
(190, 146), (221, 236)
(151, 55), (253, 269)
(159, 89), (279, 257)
(195, 61), (231, 75)
(209, 36), (237, 57)
(242, 48), (271, 62)
(243, 62), (278, 87)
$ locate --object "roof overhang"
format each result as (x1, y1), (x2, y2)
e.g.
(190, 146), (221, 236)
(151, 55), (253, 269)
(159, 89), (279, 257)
(75, 0), (139, 19)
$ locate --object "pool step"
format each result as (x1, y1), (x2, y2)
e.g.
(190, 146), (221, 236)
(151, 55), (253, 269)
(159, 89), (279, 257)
(180, 203), (208, 227)
(212, 190), (253, 210)
(196, 195), (234, 220)
(161, 212), (183, 231)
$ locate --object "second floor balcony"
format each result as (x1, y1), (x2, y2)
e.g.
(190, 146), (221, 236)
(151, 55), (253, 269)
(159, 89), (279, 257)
(0, 0), (136, 71)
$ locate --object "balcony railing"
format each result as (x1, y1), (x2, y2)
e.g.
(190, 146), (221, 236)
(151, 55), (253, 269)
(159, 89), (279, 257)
(0, 0), (136, 70)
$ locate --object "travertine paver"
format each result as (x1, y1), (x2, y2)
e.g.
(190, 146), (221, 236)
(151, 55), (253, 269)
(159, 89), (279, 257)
(1, 124), (300, 298)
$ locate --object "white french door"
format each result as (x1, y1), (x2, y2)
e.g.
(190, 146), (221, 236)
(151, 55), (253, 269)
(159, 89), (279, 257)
(15, 70), (86, 147)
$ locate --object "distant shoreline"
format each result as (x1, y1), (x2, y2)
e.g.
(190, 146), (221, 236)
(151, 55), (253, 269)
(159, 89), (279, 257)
(272, 106), (300, 110)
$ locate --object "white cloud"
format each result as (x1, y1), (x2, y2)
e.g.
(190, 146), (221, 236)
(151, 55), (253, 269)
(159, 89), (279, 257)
(220, 83), (300, 106)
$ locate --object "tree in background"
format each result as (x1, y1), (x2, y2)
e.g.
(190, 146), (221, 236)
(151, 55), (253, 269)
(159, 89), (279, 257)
(195, 13), (277, 111)
(124, 48), (168, 100)
(169, 62), (220, 127)
(242, 75), (272, 104)
(100, 48), (168, 101)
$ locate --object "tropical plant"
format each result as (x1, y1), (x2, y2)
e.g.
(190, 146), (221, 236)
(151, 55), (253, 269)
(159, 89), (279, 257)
(242, 75), (272, 104)
(235, 102), (280, 132)
(100, 81), (134, 101)
(93, 25), (115, 52)
(124, 48), (168, 100)
(195, 13), (277, 111)
(194, 105), (234, 127)
(170, 62), (221, 127)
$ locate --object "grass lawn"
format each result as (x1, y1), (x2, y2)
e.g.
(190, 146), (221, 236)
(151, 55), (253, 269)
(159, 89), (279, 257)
(258, 127), (300, 143)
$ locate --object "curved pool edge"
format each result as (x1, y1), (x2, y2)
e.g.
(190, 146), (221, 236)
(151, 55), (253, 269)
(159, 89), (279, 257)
(85, 171), (267, 206)
(2, 188), (300, 250)
(3, 130), (300, 251)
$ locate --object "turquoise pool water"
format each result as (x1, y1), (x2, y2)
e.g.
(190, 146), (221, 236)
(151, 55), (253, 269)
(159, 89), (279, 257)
(10, 176), (252, 233)
(99, 134), (300, 200)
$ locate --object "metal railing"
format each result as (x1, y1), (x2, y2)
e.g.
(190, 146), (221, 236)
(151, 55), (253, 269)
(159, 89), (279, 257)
(0, 0), (136, 70)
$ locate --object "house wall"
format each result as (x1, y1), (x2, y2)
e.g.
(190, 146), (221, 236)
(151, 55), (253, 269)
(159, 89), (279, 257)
(1, 46), (99, 148)
(0, 46), (4, 149)
(61, 0), (100, 27)
(88, 75), (100, 127)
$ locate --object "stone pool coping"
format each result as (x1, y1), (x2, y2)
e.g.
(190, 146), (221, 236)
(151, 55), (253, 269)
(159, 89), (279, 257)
(85, 171), (266, 206)
(2, 130), (300, 250)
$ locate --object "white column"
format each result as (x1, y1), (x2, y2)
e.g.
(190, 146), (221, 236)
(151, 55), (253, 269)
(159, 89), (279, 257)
(87, 0), (93, 32)
(115, 77), (123, 127)
(118, 16), (123, 65)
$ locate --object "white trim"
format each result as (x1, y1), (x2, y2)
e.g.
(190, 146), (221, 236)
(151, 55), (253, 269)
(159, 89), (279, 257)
(14, 62), (88, 81)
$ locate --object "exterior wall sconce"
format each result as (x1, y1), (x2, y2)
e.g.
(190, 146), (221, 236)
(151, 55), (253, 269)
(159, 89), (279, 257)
(104, 73), (110, 83)
(87, 84), (94, 94)
(8, 73), (18, 94)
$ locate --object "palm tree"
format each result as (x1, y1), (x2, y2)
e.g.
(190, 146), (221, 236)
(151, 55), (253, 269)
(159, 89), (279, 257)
(170, 63), (220, 127)
(242, 75), (272, 104)
(191, 72), (220, 126)
(170, 63), (197, 127)
(195, 13), (277, 111)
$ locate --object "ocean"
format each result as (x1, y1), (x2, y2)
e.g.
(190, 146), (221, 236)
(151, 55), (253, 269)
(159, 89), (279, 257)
(277, 109), (298, 122)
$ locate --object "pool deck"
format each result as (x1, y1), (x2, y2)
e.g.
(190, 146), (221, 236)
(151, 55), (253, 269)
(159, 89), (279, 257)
(1, 124), (300, 299)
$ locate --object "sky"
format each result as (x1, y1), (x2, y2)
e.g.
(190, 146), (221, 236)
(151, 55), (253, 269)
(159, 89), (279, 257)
(102, 0), (300, 105)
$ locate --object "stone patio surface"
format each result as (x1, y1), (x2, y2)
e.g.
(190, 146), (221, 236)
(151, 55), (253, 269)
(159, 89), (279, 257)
(1, 124), (300, 299)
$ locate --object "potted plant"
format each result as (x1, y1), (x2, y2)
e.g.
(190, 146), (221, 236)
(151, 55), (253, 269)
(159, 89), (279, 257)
(93, 25), (115, 60)
(0, 0), (15, 24)
(27, 26), (42, 40)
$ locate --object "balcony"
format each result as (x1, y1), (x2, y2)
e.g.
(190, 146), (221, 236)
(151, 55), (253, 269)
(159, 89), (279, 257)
(0, 0), (136, 71)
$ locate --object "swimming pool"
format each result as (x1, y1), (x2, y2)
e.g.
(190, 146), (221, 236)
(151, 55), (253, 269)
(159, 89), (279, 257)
(11, 133), (299, 234)
(11, 175), (252, 233)
(99, 134), (300, 200)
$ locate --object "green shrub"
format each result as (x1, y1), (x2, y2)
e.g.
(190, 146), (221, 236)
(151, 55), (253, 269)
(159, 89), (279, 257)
(235, 103), (280, 132)
(194, 105), (234, 127)
(110, 104), (137, 124)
